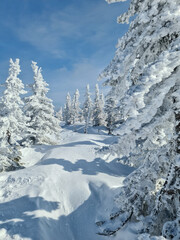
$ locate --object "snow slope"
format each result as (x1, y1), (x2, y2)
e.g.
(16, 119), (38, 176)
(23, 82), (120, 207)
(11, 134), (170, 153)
(0, 126), (135, 240)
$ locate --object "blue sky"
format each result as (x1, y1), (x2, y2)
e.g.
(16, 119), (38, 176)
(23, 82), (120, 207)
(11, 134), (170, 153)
(0, 0), (129, 108)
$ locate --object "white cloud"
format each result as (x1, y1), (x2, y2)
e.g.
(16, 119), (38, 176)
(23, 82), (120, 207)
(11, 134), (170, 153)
(47, 58), (105, 108)
(13, 0), (126, 59)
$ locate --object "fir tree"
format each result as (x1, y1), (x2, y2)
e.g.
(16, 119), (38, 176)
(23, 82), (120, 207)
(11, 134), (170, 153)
(92, 84), (106, 127)
(25, 61), (60, 145)
(0, 58), (27, 170)
(72, 89), (81, 124)
(0, 132), (22, 172)
(64, 92), (73, 125)
(104, 87), (118, 134)
(56, 107), (63, 121)
(150, 160), (180, 238)
(98, 0), (180, 237)
(0, 58), (28, 145)
(83, 84), (92, 133)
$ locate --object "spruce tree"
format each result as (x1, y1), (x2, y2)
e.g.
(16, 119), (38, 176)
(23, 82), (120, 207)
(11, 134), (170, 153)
(72, 89), (81, 124)
(83, 84), (92, 133)
(0, 134), (22, 172)
(104, 87), (118, 134)
(92, 84), (106, 127)
(25, 61), (60, 145)
(98, 0), (180, 237)
(0, 58), (27, 170)
(56, 107), (63, 121)
(64, 92), (73, 125)
(0, 58), (28, 144)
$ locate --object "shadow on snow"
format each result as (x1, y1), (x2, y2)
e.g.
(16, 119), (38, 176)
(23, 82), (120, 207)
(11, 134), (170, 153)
(33, 140), (99, 155)
(36, 157), (135, 177)
(0, 196), (59, 240)
(0, 184), (122, 240)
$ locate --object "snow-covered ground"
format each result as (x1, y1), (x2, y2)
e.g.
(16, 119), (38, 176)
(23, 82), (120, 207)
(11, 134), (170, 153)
(0, 125), (136, 240)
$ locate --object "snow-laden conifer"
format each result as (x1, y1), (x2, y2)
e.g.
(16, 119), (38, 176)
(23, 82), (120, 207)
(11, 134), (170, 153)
(100, 92), (107, 125)
(104, 87), (119, 134)
(63, 92), (73, 125)
(83, 84), (92, 133)
(0, 58), (27, 170)
(0, 131), (22, 172)
(72, 89), (81, 124)
(0, 58), (28, 144)
(56, 107), (63, 121)
(25, 61), (60, 144)
(98, 0), (180, 237)
(150, 159), (180, 238)
(92, 84), (106, 127)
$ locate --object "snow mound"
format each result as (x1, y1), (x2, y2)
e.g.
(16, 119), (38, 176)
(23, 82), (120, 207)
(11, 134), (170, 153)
(0, 127), (134, 240)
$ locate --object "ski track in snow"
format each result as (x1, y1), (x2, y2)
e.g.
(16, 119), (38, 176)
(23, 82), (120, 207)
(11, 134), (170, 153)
(0, 126), (136, 240)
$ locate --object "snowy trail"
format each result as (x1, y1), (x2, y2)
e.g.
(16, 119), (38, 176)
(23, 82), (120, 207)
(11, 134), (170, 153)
(0, 127), (134, 240)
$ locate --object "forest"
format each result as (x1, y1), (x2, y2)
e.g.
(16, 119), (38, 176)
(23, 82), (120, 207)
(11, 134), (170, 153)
(0, 0), (179, 240)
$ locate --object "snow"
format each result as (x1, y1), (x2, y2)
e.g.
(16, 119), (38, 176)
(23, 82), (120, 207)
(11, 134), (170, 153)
(0, 126), (135, 240)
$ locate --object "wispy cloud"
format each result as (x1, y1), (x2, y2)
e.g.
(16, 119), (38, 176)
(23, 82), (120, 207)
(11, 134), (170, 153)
(13, 0), (128, 59)
(47, 58), (104, 107)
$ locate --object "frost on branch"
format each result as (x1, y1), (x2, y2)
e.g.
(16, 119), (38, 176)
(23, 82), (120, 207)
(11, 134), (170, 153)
(98, 0), (180, 237)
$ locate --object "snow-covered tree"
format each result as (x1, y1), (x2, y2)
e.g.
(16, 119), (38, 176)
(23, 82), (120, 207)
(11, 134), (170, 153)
(100, 92), (107, 125)
(98, 0), (180, 237)
(56, 107), (63, 121)
(92, 84), (106, 127)
(72, 89), (81, 124)
(100, 93), (105, 107)
(25, 61), (60, 145)
(104, 87), (119, 134)
(83, 84), (93, 133)
(0, 58), (28, 145)
(0, 131), (22, 172)
(0, 58), (27, 170)
(150, 160), (180, 238)
(63, 92), (73, 125)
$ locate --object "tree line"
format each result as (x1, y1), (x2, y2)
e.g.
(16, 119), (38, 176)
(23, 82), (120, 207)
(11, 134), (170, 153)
(57, 83), (117, 134)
